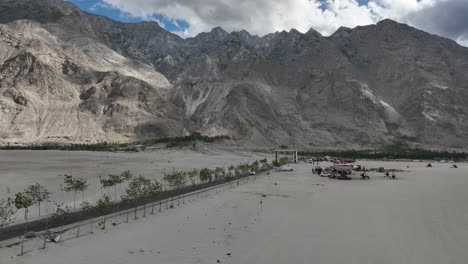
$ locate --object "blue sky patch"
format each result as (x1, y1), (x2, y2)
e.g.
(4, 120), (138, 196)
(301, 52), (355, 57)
(66, 0), (189, 32)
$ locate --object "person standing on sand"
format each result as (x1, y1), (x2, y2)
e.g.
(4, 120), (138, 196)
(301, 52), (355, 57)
(257, 199), (263, 215)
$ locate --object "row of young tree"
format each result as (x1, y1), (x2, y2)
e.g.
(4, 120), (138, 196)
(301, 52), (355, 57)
(1, 159), (272, 231)
(0, 183), (52, 230)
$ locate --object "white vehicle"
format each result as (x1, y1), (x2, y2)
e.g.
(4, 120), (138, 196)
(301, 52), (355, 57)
(279, 165), (293, 172)
(320, 171), (331, 177)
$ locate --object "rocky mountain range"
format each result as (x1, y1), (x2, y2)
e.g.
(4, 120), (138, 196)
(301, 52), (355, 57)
(0, 0), (468, 148)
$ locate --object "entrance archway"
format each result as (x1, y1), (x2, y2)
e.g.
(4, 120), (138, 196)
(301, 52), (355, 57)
(274, 149), (298, 164)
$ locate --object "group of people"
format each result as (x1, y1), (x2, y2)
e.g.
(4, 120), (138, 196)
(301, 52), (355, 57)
(360, 172), (370, 180)
(359, 167), (370, 180)
(384, 171), (397, 179)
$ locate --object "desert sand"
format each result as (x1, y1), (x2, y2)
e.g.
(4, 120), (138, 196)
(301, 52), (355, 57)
(2, 160), (468, 264)
(0, 147), (269, 221)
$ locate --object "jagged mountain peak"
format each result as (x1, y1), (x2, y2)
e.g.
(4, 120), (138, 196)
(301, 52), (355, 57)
(331, 26), (352, 37)
(237, 29), (252, 36)
(376, 18), (405, 27)
(305, 27), (322, 37)
(289, 28), (302, 35)
(190, 26), (229, 43)
(210, 26), (228, 35)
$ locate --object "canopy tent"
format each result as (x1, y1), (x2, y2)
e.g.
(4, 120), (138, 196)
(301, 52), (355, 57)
(333, 163), (354, 172)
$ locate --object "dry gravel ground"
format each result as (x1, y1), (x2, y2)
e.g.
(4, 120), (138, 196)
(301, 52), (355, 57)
(0, 148), (269, 221)
(2, 160), (468, 264)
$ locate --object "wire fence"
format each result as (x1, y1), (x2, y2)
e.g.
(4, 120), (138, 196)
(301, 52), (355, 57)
(1, 172), (264, 256)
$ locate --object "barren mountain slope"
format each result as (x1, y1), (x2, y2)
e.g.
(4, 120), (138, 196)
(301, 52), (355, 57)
(329, 20), (468, 147)
(0, 20), (183, 143)
(169, 21), (468, 148)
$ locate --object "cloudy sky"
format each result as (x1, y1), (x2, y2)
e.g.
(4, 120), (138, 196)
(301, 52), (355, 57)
(67, 0), (468, 46)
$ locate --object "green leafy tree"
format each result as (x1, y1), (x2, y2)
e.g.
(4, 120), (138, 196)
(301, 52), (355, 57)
(0, 198), (17, 230)
(122, 176), (162, 203)
(108, 174), (124, 200)
(51, 203), (72, 226)
(75, 177), (89, 206)
(63, 174), (76, 207)
(80, 201), (92, 213)
(25, 183), (51, 217)
(227, 165), (235, 177)
(214, 167), (226, 181)
(64, 175), (89, 209)
(188, 169), (198, 186)
(237, 164), (250, 175)
(199, 168), (213, 183)
(100, 177), (113, 197)
(81, 195), (113, 216)
(164, 171), (187, 189)
(121, 170), (133, 182)
(250, 161), (260, 172)
(234, 167), (241, 177)
(14, 192), (33, 221)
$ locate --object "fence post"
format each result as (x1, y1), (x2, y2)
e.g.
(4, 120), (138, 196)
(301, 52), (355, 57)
(20, 212), (28, 256)
(77, 225), (80, 238)
(143, 204), (146, 217)
(126, 212), (129, 223)
(151, 203), (154, 215)
(134, 207), (137, 220)
(165, 199), (168, 209)
(178, 195), (180, 206)
(90, 221), (93, 234)
(103, 216), (107, 230)
(159, 201), (162, 212)
(42, 217), (49, 250)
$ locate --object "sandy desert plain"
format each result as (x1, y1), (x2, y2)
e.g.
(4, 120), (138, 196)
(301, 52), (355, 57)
(0, 147), (269, 220)
(1, 149), (468, 264)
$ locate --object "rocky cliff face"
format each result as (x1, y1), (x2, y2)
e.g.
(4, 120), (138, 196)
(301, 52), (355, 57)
(0, 19), (183, 143)
(0, 0), (467, 148)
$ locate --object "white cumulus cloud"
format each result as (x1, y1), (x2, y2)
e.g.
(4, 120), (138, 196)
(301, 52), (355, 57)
(101, 0), (467, 46)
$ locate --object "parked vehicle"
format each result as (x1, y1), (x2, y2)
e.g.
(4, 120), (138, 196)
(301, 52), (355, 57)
(279, 165), (293, 172)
